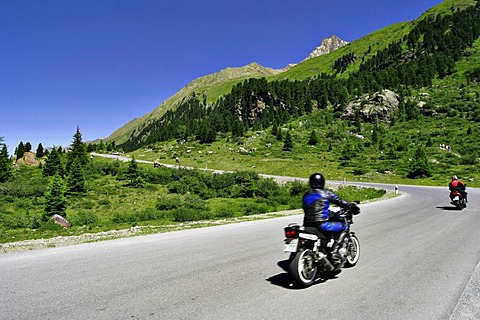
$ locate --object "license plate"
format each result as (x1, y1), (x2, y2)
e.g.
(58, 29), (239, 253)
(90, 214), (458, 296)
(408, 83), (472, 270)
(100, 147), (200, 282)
(453, 196), (460, 201)
(283, 238), (299, 252)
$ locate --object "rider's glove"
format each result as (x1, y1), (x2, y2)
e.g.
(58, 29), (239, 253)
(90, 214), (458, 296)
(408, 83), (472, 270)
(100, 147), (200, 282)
(348, 203), (360, 215)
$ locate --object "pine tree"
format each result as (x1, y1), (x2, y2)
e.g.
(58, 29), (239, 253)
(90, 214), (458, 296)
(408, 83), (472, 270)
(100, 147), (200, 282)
(271, 123), (278, 137)
(43, 147), (65, 177)
(0, 138), (12, 182)
(24, 142), (32, 152)
(197, 120), (216, 143)
(67, 126), (89, 172)
(67, 157), (87, 194)
(407, 146), (432, 179)
(307, 129), (319, 146)
(36, 143), (44, 158)
(283, 131), (294, 151)
(354, 108), (362, 132)
(63, 127), (89, 193)
(127, 157), (144, 187)
(277, 128), (283, 141)
(231, 118), (244, 138)
(16, 141), (25, 160)
(43, 173), (67, 220)
(372, 121), (379, 145)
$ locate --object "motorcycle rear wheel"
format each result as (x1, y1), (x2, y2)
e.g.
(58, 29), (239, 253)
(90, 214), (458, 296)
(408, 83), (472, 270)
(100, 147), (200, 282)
(453, 200), (463, 210)
(289, 248), (317, 287)
(344, 235), (360, 267)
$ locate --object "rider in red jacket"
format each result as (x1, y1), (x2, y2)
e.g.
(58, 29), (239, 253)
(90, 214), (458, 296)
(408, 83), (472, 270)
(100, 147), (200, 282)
(449, 175), (467, 202)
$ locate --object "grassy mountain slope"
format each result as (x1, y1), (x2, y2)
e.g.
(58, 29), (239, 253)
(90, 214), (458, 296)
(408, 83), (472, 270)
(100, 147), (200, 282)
(276, 0), (476, 80)
(106, 0), (480, 186)
(274, 22), (411, 81)
(115, 0), (480, 188)
(106, 63), (283, 144)
(106, 0), (476, 146)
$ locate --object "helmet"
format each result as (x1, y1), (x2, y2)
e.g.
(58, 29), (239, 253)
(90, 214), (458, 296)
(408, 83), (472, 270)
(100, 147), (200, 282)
(309, 173), (325, 189)
(452, 175), (458, 180)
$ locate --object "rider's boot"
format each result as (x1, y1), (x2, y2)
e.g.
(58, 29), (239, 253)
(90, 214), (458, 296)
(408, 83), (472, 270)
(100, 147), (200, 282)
(330, 232), (347, 262)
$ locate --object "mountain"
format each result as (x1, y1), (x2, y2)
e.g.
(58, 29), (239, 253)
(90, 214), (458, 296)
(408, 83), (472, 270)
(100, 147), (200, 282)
(92, 0), (480, 186)
(104, 0), (480, 154)
(106, 63), (282, 144)
(104, 35), (348, 145)
(302, 35), (349, 61)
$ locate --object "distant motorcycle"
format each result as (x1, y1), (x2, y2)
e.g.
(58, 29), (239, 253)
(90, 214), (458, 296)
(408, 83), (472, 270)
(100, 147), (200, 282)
(450, 190), (467, 209)
(283, 208), (360, 287)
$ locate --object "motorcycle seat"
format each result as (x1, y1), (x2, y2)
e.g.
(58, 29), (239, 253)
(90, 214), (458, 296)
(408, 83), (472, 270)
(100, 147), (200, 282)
(303, 226), (329, 239)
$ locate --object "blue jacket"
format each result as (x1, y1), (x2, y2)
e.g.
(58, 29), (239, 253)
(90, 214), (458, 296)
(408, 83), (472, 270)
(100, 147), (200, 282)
(302, 188), (352, 223)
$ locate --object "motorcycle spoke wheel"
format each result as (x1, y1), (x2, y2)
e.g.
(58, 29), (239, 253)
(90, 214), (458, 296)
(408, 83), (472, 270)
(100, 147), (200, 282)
(345, 235), (360, 267)
(289, 249), (317, 287)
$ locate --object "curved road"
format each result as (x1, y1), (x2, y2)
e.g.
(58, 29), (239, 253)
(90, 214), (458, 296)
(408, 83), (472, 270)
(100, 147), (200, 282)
(1, 182), (479, 319)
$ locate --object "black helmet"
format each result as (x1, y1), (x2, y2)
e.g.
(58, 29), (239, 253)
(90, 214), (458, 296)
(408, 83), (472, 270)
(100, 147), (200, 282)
(309, 173), (325, 189)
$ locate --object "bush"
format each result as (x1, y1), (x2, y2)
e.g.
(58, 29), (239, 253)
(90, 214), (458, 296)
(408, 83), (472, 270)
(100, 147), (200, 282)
(183, 194), (209, 211)
(111, 212), (135, 224)
(156, 195), (183, 211)
(39, 219), (65, 231)
(171, 207), (213, 222)
(0, 212), (22, 229)
(214, 206), (237, 218)
(461, 153), (478, 165)
(87, 160), (122, 176)
(288, 180), (308, 197)
(156, 210), (174, 221)
(255, 178), (280, 199)
(71, 211), (99, 226)
(142, 166), (177, 184)
(211, 173), (236, 197)
(98, 199), (111, 207)
(243, 202), (269, 215)
(136, 208), (161, 221)
(0, 174), (48, 197)
(352, 167), (368, 175)
(197, 188), (217, 200)
(79, 200), (96, 210)
(166, 181), (186, 194)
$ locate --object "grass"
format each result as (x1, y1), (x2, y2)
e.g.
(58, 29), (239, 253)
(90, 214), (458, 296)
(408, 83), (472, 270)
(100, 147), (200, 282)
(124, 36), (480, 188)
(0, 158), (387, 245)
(129, 113), (480, 189)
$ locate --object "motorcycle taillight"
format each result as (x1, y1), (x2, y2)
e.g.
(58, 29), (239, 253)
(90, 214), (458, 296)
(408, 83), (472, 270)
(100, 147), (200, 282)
(285, 229), (298, 238)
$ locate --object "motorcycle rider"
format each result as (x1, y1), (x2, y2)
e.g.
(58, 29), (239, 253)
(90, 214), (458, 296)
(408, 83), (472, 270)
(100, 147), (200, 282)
(449, 175), (467, 203)
(302, 173), (360, 261)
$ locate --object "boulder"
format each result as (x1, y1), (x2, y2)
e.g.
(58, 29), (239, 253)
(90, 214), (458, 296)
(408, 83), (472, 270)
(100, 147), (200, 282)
(52, 214), (72, 228)
(344, 89), (401, 122)
(13, 152), (43, 166)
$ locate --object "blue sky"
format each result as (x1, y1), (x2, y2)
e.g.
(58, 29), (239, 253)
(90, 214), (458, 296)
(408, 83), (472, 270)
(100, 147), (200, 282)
(0, 0), (444, 151)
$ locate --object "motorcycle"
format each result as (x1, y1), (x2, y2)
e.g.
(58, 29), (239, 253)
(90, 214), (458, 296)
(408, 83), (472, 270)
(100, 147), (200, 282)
(450, 190), (467, 209)
(283, 208), (360, 287)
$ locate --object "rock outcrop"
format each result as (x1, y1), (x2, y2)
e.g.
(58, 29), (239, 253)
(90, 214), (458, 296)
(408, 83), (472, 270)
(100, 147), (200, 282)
(12, 152), (43, 166)
(344, 89), (401, 122)
(303, 35), (349, 61)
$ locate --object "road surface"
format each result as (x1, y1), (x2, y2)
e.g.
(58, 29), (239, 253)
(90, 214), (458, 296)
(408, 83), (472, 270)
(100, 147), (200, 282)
(1, 182), (479, 319)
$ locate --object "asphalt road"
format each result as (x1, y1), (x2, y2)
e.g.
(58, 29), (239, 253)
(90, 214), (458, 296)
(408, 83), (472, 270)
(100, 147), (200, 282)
(1, 184), (479, 320)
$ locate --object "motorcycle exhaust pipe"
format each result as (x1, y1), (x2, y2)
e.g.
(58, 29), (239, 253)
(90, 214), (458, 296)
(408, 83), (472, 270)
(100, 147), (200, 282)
(316, 252), (335, 271)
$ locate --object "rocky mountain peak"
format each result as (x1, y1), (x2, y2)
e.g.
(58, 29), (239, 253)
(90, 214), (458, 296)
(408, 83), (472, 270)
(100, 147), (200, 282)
(303, 35), (349, 61)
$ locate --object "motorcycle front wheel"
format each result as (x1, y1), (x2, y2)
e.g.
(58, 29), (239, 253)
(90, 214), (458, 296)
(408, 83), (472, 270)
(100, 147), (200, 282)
(289, 248), (317, 287)
(344, 235), (360, 267)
